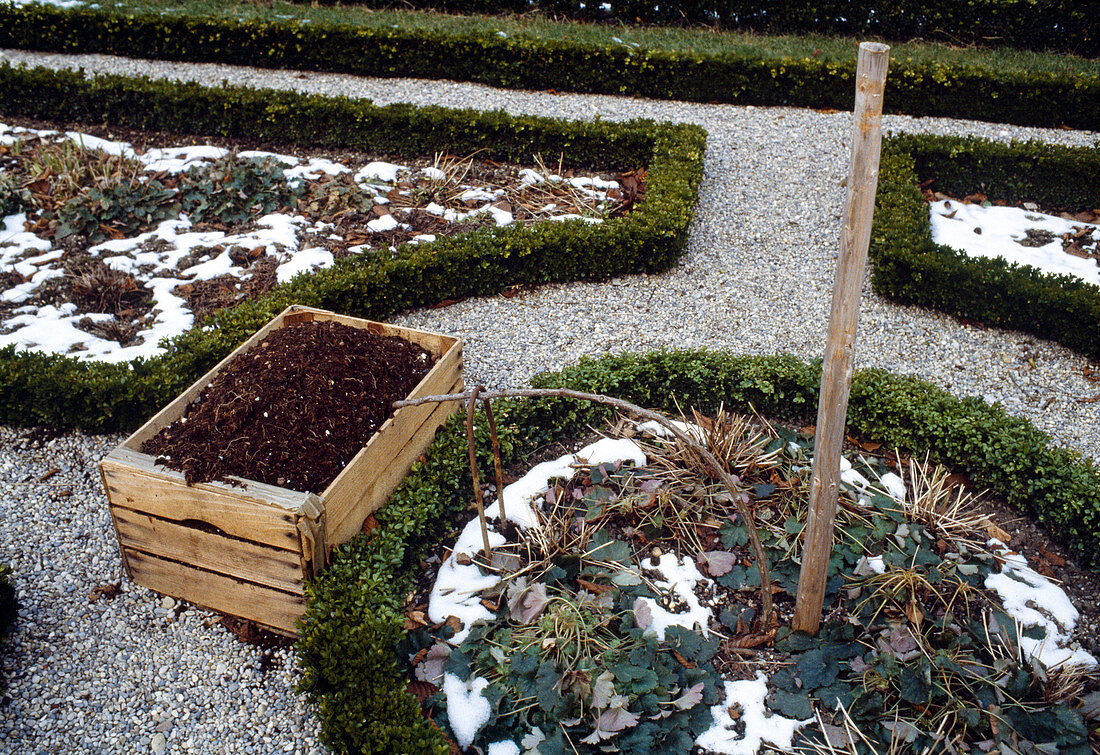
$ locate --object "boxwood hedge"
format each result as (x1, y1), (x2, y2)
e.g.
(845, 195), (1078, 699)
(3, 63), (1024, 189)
(0, 63), (704, 431)
(297, 348), (1100, 752)
(0, 4), (1096, 130)
(287, 0), (1096, 58)
(871, 134), (1100, 360)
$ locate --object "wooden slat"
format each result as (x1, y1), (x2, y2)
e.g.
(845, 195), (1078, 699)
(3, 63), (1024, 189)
(297, 494), (327, 578)
(101, 453), (304, 550)
(125, 548), (305, 635)
(112, 507), (304, 593)
(326, 379), (462, 546)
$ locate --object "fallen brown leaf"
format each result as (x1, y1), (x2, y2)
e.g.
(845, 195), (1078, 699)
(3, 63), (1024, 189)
(671, 650), (696, 669)
(576, 578), (616, 595)
(89, 582), (121, 603)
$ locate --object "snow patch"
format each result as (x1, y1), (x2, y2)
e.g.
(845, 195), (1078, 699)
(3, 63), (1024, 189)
(930, 200), (1100, 288)
(696, 672), (811, 755)
(985, 540), (1097, 669)
(635, 553), (713, 640)
(442, 674), (492, 749)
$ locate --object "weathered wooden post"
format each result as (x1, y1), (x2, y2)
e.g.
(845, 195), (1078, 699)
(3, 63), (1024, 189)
(793, 42), (890, 635)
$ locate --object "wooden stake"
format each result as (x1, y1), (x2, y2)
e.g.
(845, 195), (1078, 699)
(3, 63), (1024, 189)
(793, 42), (890, 635)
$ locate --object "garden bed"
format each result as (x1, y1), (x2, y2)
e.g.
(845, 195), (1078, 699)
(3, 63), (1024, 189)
(0, 64), (705, 432)
(405, 414), (1098, 752)
(295, 350), (1100, 754)
(871, 134), (1100, 360)
(0, 116), (633, 364)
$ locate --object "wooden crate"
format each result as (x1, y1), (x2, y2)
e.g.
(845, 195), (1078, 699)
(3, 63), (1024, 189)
(100, 305), (463, 635)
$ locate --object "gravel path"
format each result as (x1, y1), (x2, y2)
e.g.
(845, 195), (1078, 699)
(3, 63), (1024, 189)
(0, 48), (1097, 754)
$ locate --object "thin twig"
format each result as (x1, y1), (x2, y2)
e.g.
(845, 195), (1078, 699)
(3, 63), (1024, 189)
(465, 385), (492, 558)
(483, 396), (506, 522)
(395, 385), (775, 625)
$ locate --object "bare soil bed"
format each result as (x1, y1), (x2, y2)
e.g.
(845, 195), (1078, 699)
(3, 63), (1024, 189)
(141, 319), (433, 493)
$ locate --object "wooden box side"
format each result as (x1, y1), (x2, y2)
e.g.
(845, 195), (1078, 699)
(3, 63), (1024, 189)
(123, 548), (305, 635)
(102, 447), (310, 546)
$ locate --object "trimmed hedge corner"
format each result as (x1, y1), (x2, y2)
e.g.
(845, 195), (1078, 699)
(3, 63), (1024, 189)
(0, 4), (1096, 130)
(0, 64), (705, 431)
(871, 135), (1100, 360)
(296, 348), (1100, 753)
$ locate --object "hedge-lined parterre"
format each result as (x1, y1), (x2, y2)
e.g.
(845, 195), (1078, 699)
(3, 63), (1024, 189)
(296, 348), (1100, 753)
(871, 135), (1100, 360)
(0, 63), (704, 431)
(0, 3), (1096, 130)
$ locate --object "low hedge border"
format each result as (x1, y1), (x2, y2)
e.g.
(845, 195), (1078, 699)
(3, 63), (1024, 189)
(1, 5), (1097, 130)
(296, 348), (1100, 752)
(0, 64), (705, 432)
(871, 134), (1100, 360)
(288, 0), (1095, 58)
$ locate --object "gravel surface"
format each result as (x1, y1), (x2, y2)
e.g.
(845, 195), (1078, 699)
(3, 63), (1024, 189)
(0, 48), (1097, 754)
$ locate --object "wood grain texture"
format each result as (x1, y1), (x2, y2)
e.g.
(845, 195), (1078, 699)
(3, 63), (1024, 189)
(101, 452), (304, 549)
(124, 549), (305, 634)
(112, 507), (305, 593)
(794, 42), (890, 635)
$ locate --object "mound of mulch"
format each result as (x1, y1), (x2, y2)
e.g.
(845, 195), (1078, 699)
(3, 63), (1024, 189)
(142, 320), (434, 493)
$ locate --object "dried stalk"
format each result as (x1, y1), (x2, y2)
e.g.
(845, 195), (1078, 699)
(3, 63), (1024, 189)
(465, 385), (492, 558)
(395, 386), (775, 625)
(482, 396), (506, 523)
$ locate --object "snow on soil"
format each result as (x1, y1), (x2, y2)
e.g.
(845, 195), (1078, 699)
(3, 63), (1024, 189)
(696, 673), (812, 755)
(930, 200), (1100, 287)
(0, 121), (615, 363)
(634, 552), (714, 641)
(985, 539), (1098, 670)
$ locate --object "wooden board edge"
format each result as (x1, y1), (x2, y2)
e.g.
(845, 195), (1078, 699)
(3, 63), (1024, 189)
(102, 447), (311, 514)
(297, 494), (327, 578)
(124, 548), (305, 635)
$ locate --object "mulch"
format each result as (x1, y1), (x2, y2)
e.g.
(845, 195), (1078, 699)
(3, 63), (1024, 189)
(141, 319), (434, 493)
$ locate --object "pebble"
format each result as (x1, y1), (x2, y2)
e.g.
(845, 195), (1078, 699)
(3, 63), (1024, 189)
(0, 46), (1096, 754)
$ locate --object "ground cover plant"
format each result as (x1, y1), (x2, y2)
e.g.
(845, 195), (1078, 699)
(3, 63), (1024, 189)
(871, 135), (1100, 360)
(0, 119), (632, 363)
(2, 0), (1096, 129)
(297, 350), (1100, 754)
(406, 414), (1099, 752)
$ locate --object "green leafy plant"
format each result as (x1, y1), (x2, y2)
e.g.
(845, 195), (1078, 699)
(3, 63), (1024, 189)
(178, 154), (298, 226)
(0, 171), (33, 217)
(55, 176), (178, 241)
